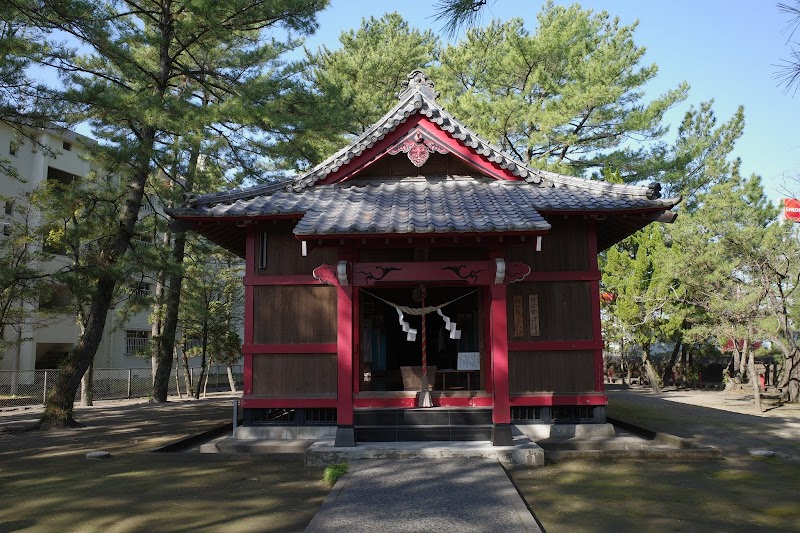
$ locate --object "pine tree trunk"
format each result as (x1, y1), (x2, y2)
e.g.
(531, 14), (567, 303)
(194, 329), (208, 400)
(80, 360), (93, 407)
(746, 343), (762, 412)
(779, 351), (800, 403)
(226, 365), (237, 393)
(661, 338), (682, 386)
(40, 127), (153, 428)
(150, 247), (167, 387)
(642, 343), (662, 394)
(152, 137), (200, 402)
(182, 352), (193, 397)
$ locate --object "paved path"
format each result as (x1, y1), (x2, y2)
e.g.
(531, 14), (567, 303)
(305, 459), (542, 532)
(608, 388), (800, 462)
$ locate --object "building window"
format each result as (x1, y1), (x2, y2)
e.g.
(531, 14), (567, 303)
(131, 282), (152, 298)
(258, 231), (268, 269)
(125, 330), (150, 356)
(4, 200), (12, 215)
(62, 141), (72, 151)
(132, 233), (154, 246)
(2, 223), (11, 237)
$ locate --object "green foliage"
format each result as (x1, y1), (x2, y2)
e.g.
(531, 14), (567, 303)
(0, 194), (51, 352)
(322, 462), (348, 487)
(179, 245), (243, 367)
(303, 13), (439, 165)
(435, 3), (688, 175)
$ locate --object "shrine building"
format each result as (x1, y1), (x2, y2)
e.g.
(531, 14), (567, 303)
(168, 71), (680, 447)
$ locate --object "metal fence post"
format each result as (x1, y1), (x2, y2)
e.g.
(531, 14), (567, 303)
(127, 369), (132, 399)
(42, 370), (47, 404)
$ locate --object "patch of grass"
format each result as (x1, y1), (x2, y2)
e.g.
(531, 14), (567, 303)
(764, 504), (800, 518)
(323, 462), (348, 487)
(511, 457), (800, 532)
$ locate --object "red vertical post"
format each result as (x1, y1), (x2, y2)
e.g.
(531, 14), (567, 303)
(587, 221), (605, 392)
(352, 287), (360, 395)
(244, 226), (255, 397)
(490, 282), (512, 446)
(335, 283), (356, 446)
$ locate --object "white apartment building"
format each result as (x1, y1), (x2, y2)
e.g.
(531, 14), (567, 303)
(0, 122), (157, 372)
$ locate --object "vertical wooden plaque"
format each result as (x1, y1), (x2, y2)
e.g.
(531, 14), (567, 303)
(512, 295), (524, 337)
(529, 294), (540, 336)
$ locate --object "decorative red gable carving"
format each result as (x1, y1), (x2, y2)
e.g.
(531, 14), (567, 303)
(387, 131), (448, 168)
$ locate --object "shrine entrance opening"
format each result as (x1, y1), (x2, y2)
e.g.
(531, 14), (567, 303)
(358, 286), (484, 393)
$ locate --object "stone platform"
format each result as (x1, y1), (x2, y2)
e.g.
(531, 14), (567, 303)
(304, 433), (545, 467)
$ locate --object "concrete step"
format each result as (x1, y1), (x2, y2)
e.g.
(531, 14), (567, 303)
(200, 438), (316, 459)
(305, 434), (545, 467)
(356, 425), (493, 442)
(354, 407), (493, 427)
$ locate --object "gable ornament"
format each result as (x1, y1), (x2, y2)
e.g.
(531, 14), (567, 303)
(388, 131), (448, 168)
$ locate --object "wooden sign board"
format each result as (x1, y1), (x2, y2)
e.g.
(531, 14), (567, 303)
(457, 352), (481, 371)
(512, 295), (524, 337)
(529, 294), (540, 336)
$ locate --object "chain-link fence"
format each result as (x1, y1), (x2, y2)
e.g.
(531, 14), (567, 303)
(0, 365), (243, 408)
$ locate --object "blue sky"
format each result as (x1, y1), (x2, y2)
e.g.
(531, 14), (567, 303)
(304, 0), (800, 203)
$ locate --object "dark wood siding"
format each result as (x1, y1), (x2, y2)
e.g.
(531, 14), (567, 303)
(509, 350), (595, 393)
(359, 246), (486, 263)
(251, 353), (336, 397)
(505, 219), (588, 271)
(253, 286), (337, 344)
(255, 223), (338, 276)
(507, 281), (593, 341)
(352, 153), (486, 179)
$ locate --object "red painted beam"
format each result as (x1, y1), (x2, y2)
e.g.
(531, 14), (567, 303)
(490, 283), (510, 424)
(508, 340), (604, 352)
(244, 275), (323, 286)
(526, 272), (601, 282)
(241, 398), (338, 409)
(243, 343), (337, 355)
(352, 395), (494, 408)
(353, 260), (492, 286)
(509, 394), (608, 407)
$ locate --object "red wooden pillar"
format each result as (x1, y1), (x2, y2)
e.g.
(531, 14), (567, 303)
(335, 283), (356, 447)
(490, 282), (513, 446)
(588, 221), (607, 423)
(587, 221), (605, 393)
(243, 226), (255, 398)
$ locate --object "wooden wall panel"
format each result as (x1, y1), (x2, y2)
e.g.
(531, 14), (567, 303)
(509, 350), (595, 393)
(505, 219), (588, 271)
(255, 223), (339, 276)
(359, 247), (486, 263)
(353, 153), (486, 179)
(253, 286), (337, 344)
(507, 281), (593, 341)
(251, 353), (337, 397)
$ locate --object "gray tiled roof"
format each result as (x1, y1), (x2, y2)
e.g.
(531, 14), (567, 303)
(169, 177), (679, 236)
(185, 70), (674, 209)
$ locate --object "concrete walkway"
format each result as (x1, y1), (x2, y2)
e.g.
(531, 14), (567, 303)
(305, 459), (542, 532)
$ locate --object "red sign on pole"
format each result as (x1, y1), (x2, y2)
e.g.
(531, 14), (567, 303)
(785, 198), (800, 222)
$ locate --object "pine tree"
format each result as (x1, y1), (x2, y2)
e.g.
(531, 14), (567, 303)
(13, 0), (327, 428)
